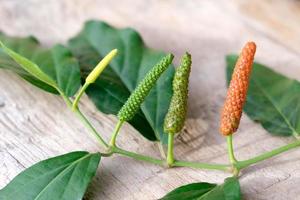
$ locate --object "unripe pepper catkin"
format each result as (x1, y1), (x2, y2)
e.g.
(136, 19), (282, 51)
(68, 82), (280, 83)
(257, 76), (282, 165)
(220, 42), (256, 136)
(118, 54), (174, 122)
(164, 52), (191, 134)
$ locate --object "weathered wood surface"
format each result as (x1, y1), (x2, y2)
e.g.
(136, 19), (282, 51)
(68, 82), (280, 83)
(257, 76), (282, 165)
(1, 1), (300, 199)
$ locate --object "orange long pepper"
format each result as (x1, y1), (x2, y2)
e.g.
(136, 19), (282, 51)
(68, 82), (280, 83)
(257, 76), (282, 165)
(220, 42), (256, 136)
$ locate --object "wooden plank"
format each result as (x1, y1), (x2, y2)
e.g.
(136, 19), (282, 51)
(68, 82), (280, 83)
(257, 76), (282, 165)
(234, 0), (300, 54)
(1, 1), (300, 199)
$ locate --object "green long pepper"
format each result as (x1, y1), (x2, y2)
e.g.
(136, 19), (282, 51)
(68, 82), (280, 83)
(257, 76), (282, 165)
(118, 54), (174, 122)
(164, 52), (192, 134)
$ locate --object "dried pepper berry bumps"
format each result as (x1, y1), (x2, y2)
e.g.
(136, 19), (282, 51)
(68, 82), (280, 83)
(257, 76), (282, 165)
(220, 42), (256, 136)
(118, 54), (174, 122)
(164, 52), (192, 134)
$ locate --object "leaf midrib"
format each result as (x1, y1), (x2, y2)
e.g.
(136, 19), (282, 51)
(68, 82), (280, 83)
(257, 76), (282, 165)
(252, 78), (298, 136)
(32, 153), (92, 200)
(164, 187), (216, 200)
(196, 186), (218, 200)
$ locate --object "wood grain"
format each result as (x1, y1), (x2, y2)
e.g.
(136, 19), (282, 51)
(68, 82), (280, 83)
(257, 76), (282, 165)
(1, 1), (300, 199)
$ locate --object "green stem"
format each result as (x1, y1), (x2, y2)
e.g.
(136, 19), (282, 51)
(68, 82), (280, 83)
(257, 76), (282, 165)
(112, 146), (165, 166)
(59, 90), (73, 108)
(111, 146), (230, 171)
(109, 120), (124, 147)
(74, 109), (109, 148)
(173, 160), (230, 171)
(227, 135), (237, 164)
(60, 89), (300, 174)
(72, 83), (89, 110)
(59, 88), (231, 172)
(59, 90), (109, 148)
(236, 139), (300, 169)
(167, 133), (175, 166)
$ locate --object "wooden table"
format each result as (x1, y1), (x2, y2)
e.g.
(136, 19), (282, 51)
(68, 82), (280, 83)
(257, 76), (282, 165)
(1, 1), (300, 199)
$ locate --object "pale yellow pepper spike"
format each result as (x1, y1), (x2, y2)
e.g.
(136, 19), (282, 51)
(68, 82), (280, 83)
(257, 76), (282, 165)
(72, 49), (118, 110)
(85, 49), (118, 84)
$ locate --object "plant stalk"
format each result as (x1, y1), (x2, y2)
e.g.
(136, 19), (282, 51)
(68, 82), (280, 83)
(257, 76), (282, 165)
(74, 108), (109, 148)
(112, 146), (165, 166)
(173, 160), (230, 171)
(227, 135), (237, 164)
(236, 139), (300, 169)
(112, 146), (230, 171)
(60, 91), (109, 148)
(61, 89), (300, 174)
(72, 83), (89, 110)
(109, 120), (124, 147)
(167, 133), (175, 166)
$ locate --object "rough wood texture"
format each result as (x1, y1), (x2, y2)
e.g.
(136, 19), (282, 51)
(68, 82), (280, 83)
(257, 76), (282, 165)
(1, 1), (300, 199)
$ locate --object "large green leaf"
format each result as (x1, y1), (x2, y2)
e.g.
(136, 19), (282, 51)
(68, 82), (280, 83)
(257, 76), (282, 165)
(160, 177), (241, 200)
(227, 55), (300, 137)
(0, 151), (100, 200)
(68, 20), (175, 143)
(0, 32), (81, 96)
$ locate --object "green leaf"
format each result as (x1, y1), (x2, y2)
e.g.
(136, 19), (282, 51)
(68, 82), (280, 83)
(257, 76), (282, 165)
(0, 151), (100, 200)
(68, 20), (175, 143)
(222, 177), (241, 200)
(227, 55), (300, 137)
(160, 177), (241, 200)
(0, 32), (81, 96)
(160, 182), (217, 200)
